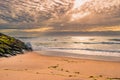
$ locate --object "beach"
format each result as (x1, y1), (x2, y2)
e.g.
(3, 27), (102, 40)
(0, 0), (120, 80)
(0, 52), (120, 80)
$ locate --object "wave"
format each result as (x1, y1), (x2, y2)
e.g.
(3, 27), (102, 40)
(50, 48), (120, 53)
(73, 41), (120, 44)
(34, 41), (120, 46)
(109, 39), (120, 42)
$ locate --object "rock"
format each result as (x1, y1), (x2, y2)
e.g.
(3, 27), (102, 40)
(0, 33), (32, 57)
(25, 42), (33, 51)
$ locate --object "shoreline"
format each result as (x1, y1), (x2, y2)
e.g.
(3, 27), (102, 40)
(1, 51), (120, 62)
(0, 52), (120, 80)
(35, 51), (120, 62)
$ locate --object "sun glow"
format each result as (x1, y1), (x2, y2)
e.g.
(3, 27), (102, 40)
(23, 27), (53, 32)
(71, 36), (90, 41)
(73, 0), (89, 9)
(71, 12), (90, 21)
(70, 0), (91, 21)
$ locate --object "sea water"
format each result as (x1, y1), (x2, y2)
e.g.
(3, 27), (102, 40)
(18, 36), (120, 60)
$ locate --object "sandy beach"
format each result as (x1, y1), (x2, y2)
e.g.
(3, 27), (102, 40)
(0, 52), (120, 80)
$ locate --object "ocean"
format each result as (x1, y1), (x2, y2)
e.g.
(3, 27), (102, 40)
(18, 36), (120, 61)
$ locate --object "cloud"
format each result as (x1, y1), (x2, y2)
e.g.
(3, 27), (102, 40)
(0, 0), (120, 36)
(23, 27), (53, 32)
(84, 25), (120, 32)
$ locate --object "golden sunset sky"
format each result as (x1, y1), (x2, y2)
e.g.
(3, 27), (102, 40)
(0, 0), (120, 36)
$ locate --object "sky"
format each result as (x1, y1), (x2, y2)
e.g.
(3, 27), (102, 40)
(0, 0), (120, 37)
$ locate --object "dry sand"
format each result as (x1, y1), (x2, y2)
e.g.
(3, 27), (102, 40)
(0, 52), (120, 80)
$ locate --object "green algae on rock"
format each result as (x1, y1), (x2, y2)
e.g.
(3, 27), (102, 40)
(0, 33), (32, 57)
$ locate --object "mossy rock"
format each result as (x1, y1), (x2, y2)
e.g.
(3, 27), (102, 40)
(0, 33), (32, 57)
